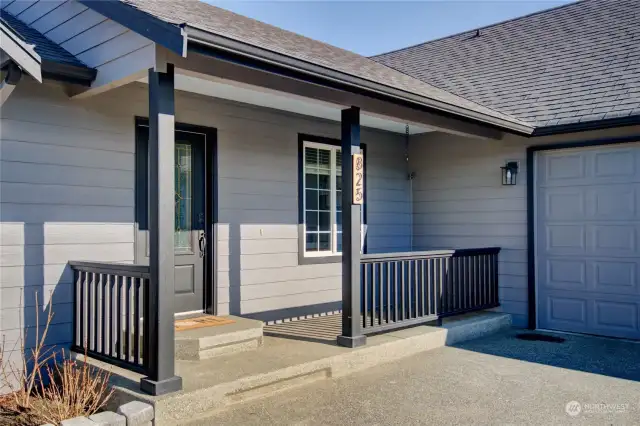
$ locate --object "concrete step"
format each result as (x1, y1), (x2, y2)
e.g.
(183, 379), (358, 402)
(102, 311), (511, 425)
(174, 316), (264, 361)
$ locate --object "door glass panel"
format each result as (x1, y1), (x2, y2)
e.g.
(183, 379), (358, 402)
(175, 143), (193, 250)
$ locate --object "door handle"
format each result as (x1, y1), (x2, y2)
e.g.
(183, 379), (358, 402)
(198, 232), (206, 258)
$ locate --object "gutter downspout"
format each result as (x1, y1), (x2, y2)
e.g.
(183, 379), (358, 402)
(0, 62), (22, 106)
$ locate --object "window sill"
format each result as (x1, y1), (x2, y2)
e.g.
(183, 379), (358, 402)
(298, 254), (342, 265)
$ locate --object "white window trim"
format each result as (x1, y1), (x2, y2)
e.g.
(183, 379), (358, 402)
(303, 141), (340, 257)
(302, 140), (364, 258)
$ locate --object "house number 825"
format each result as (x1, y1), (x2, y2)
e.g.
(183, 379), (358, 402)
(352, 153), (364, 205)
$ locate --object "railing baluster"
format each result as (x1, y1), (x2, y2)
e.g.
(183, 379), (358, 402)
(116, 275), (122, 360)
(400, 260), (405, 321)
(134, 278), (141, 365)
(110, 275), (116, 357)
(75, 270), (82, 347)
(437, 258), (443, 316)
(386, 261), (391, 324)
(422, 259), (428, 317)
(362, 263), (368, 329)
(471, 256), (476, 308)
(377, 262), (383, 326)
(450, 257), (456, 312)
(464, 256), (469, 310)
(69, 262), (150, 374)
(142, 278), (148, 366)
(407, 260), (412, 319)
(412, 258), (417, 319)
(371, 262), (376, 327)
(425, 259), (431, 316)
(89, 272), (95, 352)
(489, 254), (494, 304)
(96, 273), (102, 353)
(101, 273), (108, 355)
(479, 255), (484, 307)
(493, 253), (499, 305)
(393, 261), (398, 322)
(126, 277), (132, 363)
(484, 256), (491, 305)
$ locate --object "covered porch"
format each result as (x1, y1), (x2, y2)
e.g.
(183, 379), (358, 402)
(66, 40), (518, 397)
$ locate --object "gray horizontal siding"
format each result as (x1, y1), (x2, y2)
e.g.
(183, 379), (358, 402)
(0, 81), (136, 351)
(0, 78), (410, 346)
(213, 105), (410, 317)
(409, 125), (640, 327)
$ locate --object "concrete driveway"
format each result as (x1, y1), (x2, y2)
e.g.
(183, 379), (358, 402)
(186, 329), (640, 425)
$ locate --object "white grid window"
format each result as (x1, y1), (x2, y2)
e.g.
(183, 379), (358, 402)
(303, 142), (340, 255)
(303, 141), (364, 257)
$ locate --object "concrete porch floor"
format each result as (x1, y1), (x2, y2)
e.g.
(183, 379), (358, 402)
(96, 311), (511, 425)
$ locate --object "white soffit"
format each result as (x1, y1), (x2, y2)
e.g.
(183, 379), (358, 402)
(139, 73), (432, 135)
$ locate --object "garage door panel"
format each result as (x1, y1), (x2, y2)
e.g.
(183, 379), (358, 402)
(537, 143), (640, 340)
(546, 295), (587, 325)
(544, 224), (586, 255)
(543, 153), (586, 183)
(544, 190), (586, 220)
(593, 225), (637, 255)
(545, 259), (586, 289)
(594, 300), (638, 333)
(593, 148), (635, 178)
(594, 261), (638, 295)
(592, 186), (636, 219)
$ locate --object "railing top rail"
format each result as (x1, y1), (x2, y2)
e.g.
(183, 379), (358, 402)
(451, 247), (501, 256)
(361, 247), (501, 263)
(69, 261), (151, 279)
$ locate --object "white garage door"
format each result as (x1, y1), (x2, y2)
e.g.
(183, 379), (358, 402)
(536, 143), (640, 340)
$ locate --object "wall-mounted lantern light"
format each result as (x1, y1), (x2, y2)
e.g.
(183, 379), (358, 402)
(501, 161), (519, 185)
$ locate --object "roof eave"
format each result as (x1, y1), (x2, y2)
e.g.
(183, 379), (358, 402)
(79, 1), (532, 134)
(532, 115), (640, 137)
(184, 26), (534, 135)
(41, 60), (97, 86)
(79, 0), (187, 57)
(0, 19), (42, 82)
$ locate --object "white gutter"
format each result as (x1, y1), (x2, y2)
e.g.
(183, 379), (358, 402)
(1, 19), (42, 83)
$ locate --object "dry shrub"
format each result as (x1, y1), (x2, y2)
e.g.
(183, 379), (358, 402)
(32, 350), (113, 425)
(1, 293), (113, 426)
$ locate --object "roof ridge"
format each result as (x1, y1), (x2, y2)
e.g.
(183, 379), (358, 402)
(370, 0), (584, 58)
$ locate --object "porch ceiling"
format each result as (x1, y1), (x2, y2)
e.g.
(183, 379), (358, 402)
(139, 73), (433, 135)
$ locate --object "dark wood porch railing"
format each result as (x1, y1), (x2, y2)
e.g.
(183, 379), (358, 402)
(360, 247), (500, 334)
(70, 261), (150, 374)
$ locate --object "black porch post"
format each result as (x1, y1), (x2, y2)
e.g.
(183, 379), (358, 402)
(140, 64), (183, 395)
(337, 106), (366, 348)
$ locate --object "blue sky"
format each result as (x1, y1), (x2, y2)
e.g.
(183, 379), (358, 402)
(207, 1), (572, 56)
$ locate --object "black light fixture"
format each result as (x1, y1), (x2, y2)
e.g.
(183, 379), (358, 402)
(501, 161), (519, 185)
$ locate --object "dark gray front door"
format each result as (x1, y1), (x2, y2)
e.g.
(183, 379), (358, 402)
(136, 127), (207, 313)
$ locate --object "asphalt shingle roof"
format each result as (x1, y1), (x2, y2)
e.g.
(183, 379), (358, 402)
(1, 9), (89, 69)
(118, 0), (529, 128)
(372, 0), (640, 127)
